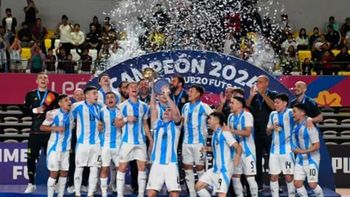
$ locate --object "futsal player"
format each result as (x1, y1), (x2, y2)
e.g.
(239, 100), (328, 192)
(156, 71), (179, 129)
(71, 86), (102, 197)
(195, 111), (242, 197)
(266, 93), (296, 197)
(291, 103), (324, 197)
(115, 82), (153, 197)
(146, 86), (182, 197)
(227, 96), (259, 197)
(99, 92), (122, 197)
(181, 85), (213, 197)
(97, 73), (121, 105)
(40, 95), (73, 197)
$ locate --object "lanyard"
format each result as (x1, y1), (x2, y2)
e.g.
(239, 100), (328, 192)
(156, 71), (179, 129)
(172, 90), (184, 106)
(36, 90), (48, 107)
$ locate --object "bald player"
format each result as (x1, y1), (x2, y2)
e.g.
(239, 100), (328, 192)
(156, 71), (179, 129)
(71, 88), (84, 103)
(290, 81), (323, 123)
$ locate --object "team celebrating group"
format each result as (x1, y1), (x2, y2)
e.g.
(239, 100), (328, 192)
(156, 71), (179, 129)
(24, 72), (324, 197)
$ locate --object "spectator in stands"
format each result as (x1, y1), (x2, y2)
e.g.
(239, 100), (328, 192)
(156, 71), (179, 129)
(63, 53), (75, 73)
(56, 47), (67, 73)
(89, 16), (102, 35)
(322, 50), (338, 75)
(8, 36), (22, 72)
(281, 45), (298, 75)
(301, 58), (314, 75)
(325, 24), (341, 49)
(102, 16), (115, 33)
(77, 48), (93, 73)
(101, 23), (117, 45)
(325, 16), (339, 32)
(309, 27), (321, 49)
(336, 45), (350, 71)
(0, 26), (8, 72)
(18, 22), (32, 47)
(31, 18), (48, 52)
(70, 24), (85, 51)
(296, 28), (309, 50)
(28, 43), (45, 73)
(57, 15), (73, 54)
(86, 24), (102, 52)
(24, 0), (38, 28)
(341, 17), (350, 37)
(281, 33), (297, 55)
(23, 72), (59, 193)
(344, 30), (350, 49)
(45, 48), (56, 73)
(2, 8), (17, 45)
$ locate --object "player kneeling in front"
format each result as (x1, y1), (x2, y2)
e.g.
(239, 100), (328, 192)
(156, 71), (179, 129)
(99, 92), (122, 197)
(292, 103), (324, 197)
(195, 112), (242, 197)
(147, 86), (182, 197)
(40, 95), (73, 197)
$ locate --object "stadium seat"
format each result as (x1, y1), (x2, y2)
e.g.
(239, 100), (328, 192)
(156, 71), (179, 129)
(338, 107), (350, 113)
(21, 128), (31, 133)
(89, 49), (98, 62)
(341, 130), (350, 136)
(341, 119), (350, 125)
(341, 142), (350, 145)
(3, 128), (19, 133)
(321, 107), (335, 113)
(44, 39), (52, 50)
(70, 49), (81, 62)
(21, 117), (32, 122)
(331, 49), (340, 56)
(3, 139), (19, 143)
(46, 29), (56, 39)
(323, 119), (338, 125)
(22, 139), (28, 143)
(6, 105), (20, 111)
(297, 50), (312, 62)
(4, 117), (19, 123)
(323, 130), (338, 137)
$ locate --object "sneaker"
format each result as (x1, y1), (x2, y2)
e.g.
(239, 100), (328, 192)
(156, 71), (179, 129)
(24, 183), (36, 193)
(81, 185), (88, 193)
(67, 186), (75, 194)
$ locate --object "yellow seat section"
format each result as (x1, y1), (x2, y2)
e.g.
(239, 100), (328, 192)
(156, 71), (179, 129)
(44, 39), (52, 50)
(21, 48), (32, 60)
(298, 50), (312, 62)
(46, 29), (56, 39)
(332, 49), (340, 56)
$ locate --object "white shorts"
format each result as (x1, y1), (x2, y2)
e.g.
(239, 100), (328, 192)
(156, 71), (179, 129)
(47, 151), (70, 171)
(101, 147), (120, 167)
(199, 168), (233, 194)
(269, 153), (295, 175)
(182, 143), (205, 166)
(147, 163), (181, 192)
(234, 154), (257, 175)
(294, 162), (319, 183)
(119, 143), (147, 163)
(75, 144), (101, 167)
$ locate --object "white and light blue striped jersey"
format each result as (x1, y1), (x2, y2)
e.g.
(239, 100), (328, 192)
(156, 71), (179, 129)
(291, 119), (320, 167)
(97, 87), (121, 106)
(118, 99), (149, 144)
(182, 101), (213, 144)
(100, 106), (121, 149)
(211, 128), (237, 182)
(267, 108), (295, 155)
(227, 110), (256, 157)
(43, 108), (73, 153)
(151, 119), (181, 164)
(71, 101), (102, 146)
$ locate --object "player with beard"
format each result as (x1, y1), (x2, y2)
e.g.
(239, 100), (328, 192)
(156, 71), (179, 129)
(139, 79), (151, 104)
(118, 81), (129, 102)
(170, 75), (188, 111)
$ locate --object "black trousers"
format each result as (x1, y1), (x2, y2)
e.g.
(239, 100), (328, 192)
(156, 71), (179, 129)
(254, 125), (272, 188)
(27, 133), (50, 184)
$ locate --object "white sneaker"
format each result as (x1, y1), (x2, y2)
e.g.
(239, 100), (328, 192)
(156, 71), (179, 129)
(67, 186), (75, 194)
(81, 185), (88, 193)
(24, 183), (36, 193)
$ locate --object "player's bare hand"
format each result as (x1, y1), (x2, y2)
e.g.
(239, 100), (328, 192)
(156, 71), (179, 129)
(98, 121), (103, 132)
(200, 146), (210, 153)
(53, 126), (65, 132)
(219, 92), (226, 104)
(306, 117), (314, 128)
(294, 148), (305, 154)
(233, 155), (241, 167)
(127, 116), (137, 123)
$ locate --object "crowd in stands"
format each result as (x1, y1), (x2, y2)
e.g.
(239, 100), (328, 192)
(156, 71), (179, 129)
(1, 0), (350, 75)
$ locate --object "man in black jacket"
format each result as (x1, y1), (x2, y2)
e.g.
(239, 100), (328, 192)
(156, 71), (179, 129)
(23, 72), (59, 193)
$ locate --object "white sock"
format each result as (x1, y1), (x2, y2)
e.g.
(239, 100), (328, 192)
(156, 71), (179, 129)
(247, 177), (258, 197)
(270, 181), (279, 197)
(297, 186), (308, 197)
(74, 167), (84, 196)
(116, 171), (125, 197)
(88, 167), (98, 196)
(47, 177), (56, 197)
(197, 188), (211, 197)
(313, 185), (324, 197)
(100, 177), (108, 195)
(58, 177), (67, 197)
(232, 177), (244, 197)
(138, 171), (147, 196)
(185, 169), (196, 197)
(197, 169), (204, 179)
(286, 181), (296, 197)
